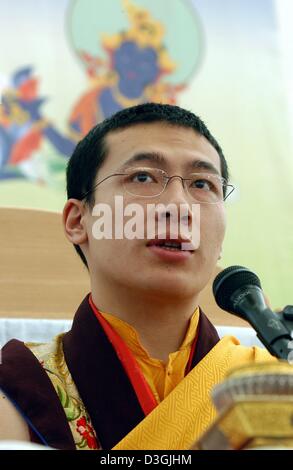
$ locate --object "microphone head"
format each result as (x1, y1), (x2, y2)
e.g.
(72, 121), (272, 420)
(213, 265), (262, 312)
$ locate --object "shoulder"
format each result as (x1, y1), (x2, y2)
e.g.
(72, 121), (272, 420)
(217, 335), (276, 368)
(0, 338), (53, 436)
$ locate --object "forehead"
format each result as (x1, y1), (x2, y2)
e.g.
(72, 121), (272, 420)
(102, 122), (221, 173)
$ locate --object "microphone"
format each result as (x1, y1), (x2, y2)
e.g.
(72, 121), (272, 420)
(213, 266), (293, 360)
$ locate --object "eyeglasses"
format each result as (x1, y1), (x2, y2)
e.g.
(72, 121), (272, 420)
(82, 167), (235, 204)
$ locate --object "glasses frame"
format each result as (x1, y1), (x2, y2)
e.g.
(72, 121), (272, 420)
(81, 167), (235, 204)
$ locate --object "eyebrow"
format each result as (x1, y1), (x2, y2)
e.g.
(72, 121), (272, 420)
(119, 151), (221, 176)
(120, 152), (166, 169)
(190, 159), (221, 176)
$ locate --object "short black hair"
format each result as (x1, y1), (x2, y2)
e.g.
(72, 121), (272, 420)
(66, 102), (229, 268)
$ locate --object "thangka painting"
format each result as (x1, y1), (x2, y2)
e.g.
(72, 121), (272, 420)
(0, 0), (201, 189)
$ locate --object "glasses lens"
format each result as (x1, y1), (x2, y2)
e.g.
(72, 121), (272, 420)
(187, 173), (225, 203)
(123, 168), (165, 197)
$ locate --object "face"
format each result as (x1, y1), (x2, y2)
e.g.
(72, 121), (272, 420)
(114, 41), (159, 95)
(73, 122), (227, 301)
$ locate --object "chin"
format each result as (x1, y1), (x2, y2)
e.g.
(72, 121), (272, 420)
(143, 275), (197, 299)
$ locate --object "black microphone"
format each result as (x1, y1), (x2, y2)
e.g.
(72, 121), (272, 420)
(213, 265), (293, 360)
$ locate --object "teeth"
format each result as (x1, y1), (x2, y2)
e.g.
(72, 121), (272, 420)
(161, 246), (181, 251)
(160, 241), (181, 249)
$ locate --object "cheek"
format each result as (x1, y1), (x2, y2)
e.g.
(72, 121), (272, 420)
(88, 236), (131, 275)
(216, 206), (227, 239)
(199, 206), (226, 248)
(88, 216), (136, 263)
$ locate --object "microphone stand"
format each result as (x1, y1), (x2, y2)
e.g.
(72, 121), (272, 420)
(252, 304), (293, 360)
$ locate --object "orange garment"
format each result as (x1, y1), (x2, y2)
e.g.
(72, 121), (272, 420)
(99, 308), (200, 403)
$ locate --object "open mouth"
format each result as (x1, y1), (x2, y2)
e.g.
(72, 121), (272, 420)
(146, 237), (195, 252)
(149, 240), (184, 251)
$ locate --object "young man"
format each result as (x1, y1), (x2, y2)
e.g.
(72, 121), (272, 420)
(0, 103), (273, 450)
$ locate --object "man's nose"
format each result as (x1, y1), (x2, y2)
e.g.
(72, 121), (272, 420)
(163, 176), (189, 203)
(157, 177), (193, 226)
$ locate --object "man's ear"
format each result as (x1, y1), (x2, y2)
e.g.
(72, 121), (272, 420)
(63, 199), (88, 245)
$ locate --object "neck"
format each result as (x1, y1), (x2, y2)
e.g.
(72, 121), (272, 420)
(91, 281), (199, 363)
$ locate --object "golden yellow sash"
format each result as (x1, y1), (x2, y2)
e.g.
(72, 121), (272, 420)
(113, 335), (275, 450)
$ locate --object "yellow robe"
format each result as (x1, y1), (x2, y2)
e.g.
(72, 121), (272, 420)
(112, 335), (275, 450)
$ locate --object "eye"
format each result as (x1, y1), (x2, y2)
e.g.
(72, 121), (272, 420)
(130, 171), (156, 184)
(190, 176), (223, 196)
(191, 178), (213, 191)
